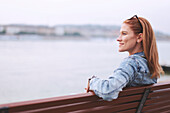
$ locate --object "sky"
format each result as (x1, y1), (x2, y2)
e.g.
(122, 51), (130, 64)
(0, 0), (170, 34)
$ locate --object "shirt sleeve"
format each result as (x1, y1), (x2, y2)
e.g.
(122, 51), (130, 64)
(89, 57), (138, 101)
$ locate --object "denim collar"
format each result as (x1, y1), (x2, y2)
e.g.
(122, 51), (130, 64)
(133, 51), (145, 57)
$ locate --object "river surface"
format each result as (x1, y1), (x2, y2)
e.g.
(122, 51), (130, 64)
(0, 38), (170, 104)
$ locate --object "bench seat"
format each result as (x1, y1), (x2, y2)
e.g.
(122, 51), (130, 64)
(0, 82), (170, 113)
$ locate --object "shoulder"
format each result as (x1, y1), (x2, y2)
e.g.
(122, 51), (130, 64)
(119, 54), (146, 73)
(113, 55), (139, 80)
(121, 54), (149, 73)
(121, 55), (140, 67)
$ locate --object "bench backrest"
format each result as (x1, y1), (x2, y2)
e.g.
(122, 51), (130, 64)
(0, 82), (170, 113)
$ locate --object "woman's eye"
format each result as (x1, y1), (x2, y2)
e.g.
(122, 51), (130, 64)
(122, 32), (127, 35)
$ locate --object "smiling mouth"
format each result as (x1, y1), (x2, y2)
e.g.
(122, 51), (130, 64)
(119, 43), (124, 46)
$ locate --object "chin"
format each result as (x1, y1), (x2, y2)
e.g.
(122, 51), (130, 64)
(118, 49), (125, 52)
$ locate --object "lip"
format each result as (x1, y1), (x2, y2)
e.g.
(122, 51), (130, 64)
(119, 43), (124, 46)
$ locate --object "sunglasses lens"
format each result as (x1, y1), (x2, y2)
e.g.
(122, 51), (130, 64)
(129, 15), (143, 32)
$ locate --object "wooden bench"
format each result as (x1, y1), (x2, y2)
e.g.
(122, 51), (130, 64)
(0, 82), (170, 113)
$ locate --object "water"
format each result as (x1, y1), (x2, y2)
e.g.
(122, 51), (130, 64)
(0, 38), (170, 104)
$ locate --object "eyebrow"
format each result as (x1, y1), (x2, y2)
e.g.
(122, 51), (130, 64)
(120, 31), (128, 33)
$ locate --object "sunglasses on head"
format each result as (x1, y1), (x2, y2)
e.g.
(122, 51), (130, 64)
(129, 15), (143, 33)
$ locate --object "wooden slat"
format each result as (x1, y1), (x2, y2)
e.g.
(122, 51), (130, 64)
(150, 82), (170, 91)
(116, 108), (136, 113)
(67, 102), (139, 113)
(143, 105), (170, 113)
(142, 99), (170, 111)
(103, 94), (142, 106)
(119, 86), (146, 96)
(87, 101), (139, 113)
(120, 82), (170, 97)
(68, 94), (142, 113)
(16, 94), (143, 113)
(6, 89), (143, 112)
(1, 86), (142, 110)
(148, 89), (170, 98)
(21, 101), (101, 113)
(160, 110), (170, 113)
(0, 93), (97, 107)
(6, 93), (97, 112)
(0, 82), (169, 113)
(145, 94), (170, 105)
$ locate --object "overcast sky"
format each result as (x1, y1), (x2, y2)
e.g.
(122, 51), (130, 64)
(0, 0), (170, 34)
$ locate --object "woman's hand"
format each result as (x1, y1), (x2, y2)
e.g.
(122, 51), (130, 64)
(85, 79), (95, 94)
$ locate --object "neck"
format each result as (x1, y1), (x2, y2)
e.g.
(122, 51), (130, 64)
(128, 43), (143, 56)
(129, 50), (143, 56)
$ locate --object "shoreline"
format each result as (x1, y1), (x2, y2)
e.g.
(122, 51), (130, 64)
(1, 34), (170, 41)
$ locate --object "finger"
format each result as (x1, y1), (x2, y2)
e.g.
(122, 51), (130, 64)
(85, 88), (90, 93)
(88, 90), (95, 95)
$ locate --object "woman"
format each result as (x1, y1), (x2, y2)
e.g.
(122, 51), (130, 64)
(85, 15), (164, 101)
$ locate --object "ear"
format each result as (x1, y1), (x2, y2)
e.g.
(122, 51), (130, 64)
(137, 33), (143, 43)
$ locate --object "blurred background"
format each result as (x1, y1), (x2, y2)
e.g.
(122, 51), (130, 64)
(0, 0), (170, 104)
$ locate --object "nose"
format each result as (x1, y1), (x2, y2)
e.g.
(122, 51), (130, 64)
(117, 35), (122, 42)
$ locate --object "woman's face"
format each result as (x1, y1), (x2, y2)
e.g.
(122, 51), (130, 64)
(117, 23), (139, 54)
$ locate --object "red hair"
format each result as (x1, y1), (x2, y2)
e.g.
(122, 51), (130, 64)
(123, 16), (164, 78)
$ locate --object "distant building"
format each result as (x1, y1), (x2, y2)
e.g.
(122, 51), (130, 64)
(1, 24), (120, 38)
(5, 25), (21, 35)
(54, 25), (120, 37)
(4, 25), (55, 35)
(0, 26), (4, 32)
(0, 24), (169, 40)
(54, 26), (65, 36)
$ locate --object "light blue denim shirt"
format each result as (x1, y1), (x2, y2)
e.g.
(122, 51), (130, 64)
(89, 52), (157, 101)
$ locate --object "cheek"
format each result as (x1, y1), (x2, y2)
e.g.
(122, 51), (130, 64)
(123, 35), (137, 44)
(126, 39), (137, 48)
(122, 36), (128, 43)
(122, 36), (136, 47)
